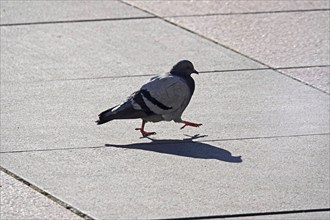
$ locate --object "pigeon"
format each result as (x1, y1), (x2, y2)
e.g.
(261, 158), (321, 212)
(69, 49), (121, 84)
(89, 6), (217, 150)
(96, 60), (202, 137)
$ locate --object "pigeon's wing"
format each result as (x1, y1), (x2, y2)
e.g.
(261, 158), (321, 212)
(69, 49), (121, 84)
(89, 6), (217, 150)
(96, 95), (151, 125)
(139, 74), (192, 120)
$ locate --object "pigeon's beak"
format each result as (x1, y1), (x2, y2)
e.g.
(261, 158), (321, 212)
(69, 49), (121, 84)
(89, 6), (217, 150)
(193, 69), (199, 74)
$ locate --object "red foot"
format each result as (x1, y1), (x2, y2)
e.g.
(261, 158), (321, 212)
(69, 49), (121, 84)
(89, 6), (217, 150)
(135, 128), (156, 137)
(135, 120), (156, 137)
(180, 121), (202, 129)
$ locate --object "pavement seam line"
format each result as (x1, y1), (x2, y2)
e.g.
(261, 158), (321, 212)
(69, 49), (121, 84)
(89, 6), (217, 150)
(0, 16), (156, 27)
(4, 65), (328, 84)
(275, 64), (330, 70)
(162, 208), (330, 220)
(119, 0), (330, 96)
(1, 133), (329, 154)
(1, 67), (273, 83)
(27, 68), (272, 83)
(0, 166), (96, 220)
(165, 8), (330, 18)
(202, 133), (330, 143)
(1, 8), (328, 27)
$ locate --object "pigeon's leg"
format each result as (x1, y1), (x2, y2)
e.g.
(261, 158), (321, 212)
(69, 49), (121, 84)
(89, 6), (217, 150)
(180, 120), (202, 129)
(135, 120), (156, 137)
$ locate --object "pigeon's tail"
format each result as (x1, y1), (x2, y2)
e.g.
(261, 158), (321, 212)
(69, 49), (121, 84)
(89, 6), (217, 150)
(96, 101), (145, 125)
(96, 106), (117, 125)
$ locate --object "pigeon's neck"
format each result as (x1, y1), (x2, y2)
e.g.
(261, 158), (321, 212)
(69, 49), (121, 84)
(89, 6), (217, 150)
(185, 76), (195, 95)
(171, 74), (194, 95)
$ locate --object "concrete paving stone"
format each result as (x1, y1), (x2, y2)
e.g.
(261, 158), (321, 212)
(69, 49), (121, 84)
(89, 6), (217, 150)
(124, 0), (330, 17)
(0, 0), (149, 25)
(232, 211), (330, 220)
(1, 1), (329, 219)
(1, 135), (329, 219)
(1, 70), (329, 153)
(0, 19), (264, 83)
(280, 66), (330, 94)
(0, 171), (81, 220)
(165, 11), (330, 68)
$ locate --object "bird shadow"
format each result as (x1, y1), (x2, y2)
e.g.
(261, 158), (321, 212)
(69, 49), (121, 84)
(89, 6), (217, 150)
(105, 134), (242, 163)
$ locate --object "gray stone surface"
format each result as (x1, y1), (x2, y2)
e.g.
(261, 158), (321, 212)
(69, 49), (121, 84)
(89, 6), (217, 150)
(0, 171), (81, 220)
(122, 0), (330, 102)
(280, 66), (330, 94)
(1, 135), (329, 219)
(0, 0), (149, 25)
(1, 0), (329, 219)
(166, 11), (330, 68)
(233, 211), (330, 220)
(0, 19), (263, 83)
(1, 70), (329, 153)
(124, 0), (330, 17)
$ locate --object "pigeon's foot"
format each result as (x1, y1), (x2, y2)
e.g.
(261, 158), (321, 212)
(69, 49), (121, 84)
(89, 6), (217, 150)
(180, 121), (202, 129)
(135, 128), (156, 137)
(136, 120), (156, 137)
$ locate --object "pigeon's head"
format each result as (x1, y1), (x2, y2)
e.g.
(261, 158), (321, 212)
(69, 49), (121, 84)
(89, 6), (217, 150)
(170, 60), (199, 77)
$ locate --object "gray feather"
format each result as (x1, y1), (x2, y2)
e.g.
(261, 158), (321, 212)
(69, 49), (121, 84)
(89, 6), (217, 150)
(96, 60), (198, 125)
(96, 101), (148, 125)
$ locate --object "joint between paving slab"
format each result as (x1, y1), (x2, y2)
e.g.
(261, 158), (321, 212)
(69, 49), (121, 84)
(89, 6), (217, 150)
(4, 67), (273, 83)
(200, 64), (330, 74)
(203, 133), (330, 143)
(119, 0), (330, 96)
(163, 208), (330, 220)
(164, 8), (330, 18)
(0, 15), (156, 27)
(0, 166), (96, 220)
(1, 133), (328, 154)
(1, 67), (272, 83)
(7, 64), (328, 85)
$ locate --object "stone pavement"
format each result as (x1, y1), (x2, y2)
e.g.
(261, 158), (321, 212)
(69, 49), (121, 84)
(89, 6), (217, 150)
(0, 0), (329, 219)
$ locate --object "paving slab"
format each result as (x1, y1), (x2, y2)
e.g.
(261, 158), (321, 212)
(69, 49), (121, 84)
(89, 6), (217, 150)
(1, 135), (329, 219)
(122, 1), (330, 97)
(0, 171), (81, 220)
(0, 19), (264, 83)
(1, 2), (329, 219)
(124, 0), (330, 17)
(1, 70), (329, 153)
(233, 211), (330, 220)
(164, 11), (330, 68)
(280, 66), (330, 94)
(0, 0), (149, 25)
